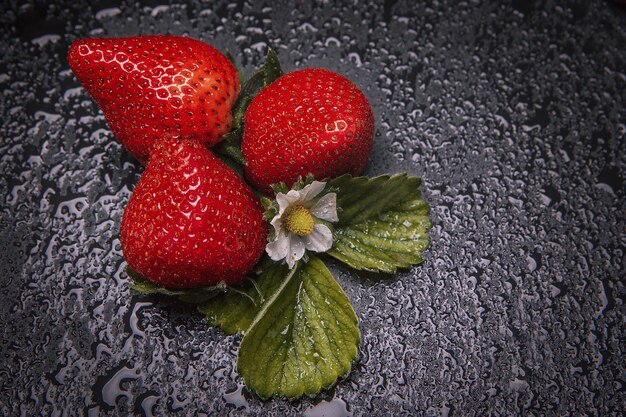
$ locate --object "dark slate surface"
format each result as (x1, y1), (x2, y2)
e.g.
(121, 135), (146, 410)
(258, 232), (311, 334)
(1, 1), (624, 416)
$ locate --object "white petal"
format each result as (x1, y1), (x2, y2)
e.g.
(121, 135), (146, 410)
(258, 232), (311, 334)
(270, 216), (283, 232)
(299, 181), (326, 203)
(286, 236), (306, 269)
(304, 224), (333, 252)
(276, 190), (302, 215)
(310, 193), (338, 222)
(266, 228), (291, 261)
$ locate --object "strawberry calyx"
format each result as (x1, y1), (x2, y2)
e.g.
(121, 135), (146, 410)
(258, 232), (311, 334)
(213, 48), (283, 170)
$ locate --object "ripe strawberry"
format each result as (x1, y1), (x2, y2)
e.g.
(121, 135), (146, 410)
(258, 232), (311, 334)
(241, 68), (374, 194)
(68, 35), (239, 163)
(120, 137), (267, 288)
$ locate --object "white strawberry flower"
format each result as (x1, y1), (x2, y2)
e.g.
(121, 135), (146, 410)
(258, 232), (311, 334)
(266, 181), (339, 269)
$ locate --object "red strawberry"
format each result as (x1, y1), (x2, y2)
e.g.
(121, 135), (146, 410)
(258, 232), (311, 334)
(68, 35), (239, 163)
(241, 68), (374, 194)
(120, 137), (267, 288)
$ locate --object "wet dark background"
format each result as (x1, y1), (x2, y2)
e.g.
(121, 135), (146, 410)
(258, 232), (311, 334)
(1, 0), (625, 415)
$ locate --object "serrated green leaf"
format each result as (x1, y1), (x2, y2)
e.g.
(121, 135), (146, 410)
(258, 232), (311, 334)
(126, 267), (226, 304)
(197, 259), (288, 334)
(237, 256), (360, 399)
(326, 174), (431, 273)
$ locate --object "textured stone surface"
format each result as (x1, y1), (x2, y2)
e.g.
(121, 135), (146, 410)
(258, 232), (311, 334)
(1, 0), (624, 415)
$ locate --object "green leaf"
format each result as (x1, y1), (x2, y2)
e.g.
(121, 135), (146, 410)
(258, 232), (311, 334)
(126, 267), (226, 304)
(237, 256), (360, 399)
(326, 174), (431, 273)
(197, 258), (288, 334)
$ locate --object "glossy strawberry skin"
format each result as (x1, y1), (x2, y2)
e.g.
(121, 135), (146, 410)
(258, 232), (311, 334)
(241, 68), (374, 194)
(68, 36), (239, 163)
(120, 137), (267, 288)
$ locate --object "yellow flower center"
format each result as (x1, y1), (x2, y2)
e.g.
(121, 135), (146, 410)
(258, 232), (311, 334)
(284, 205), (315, 236)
